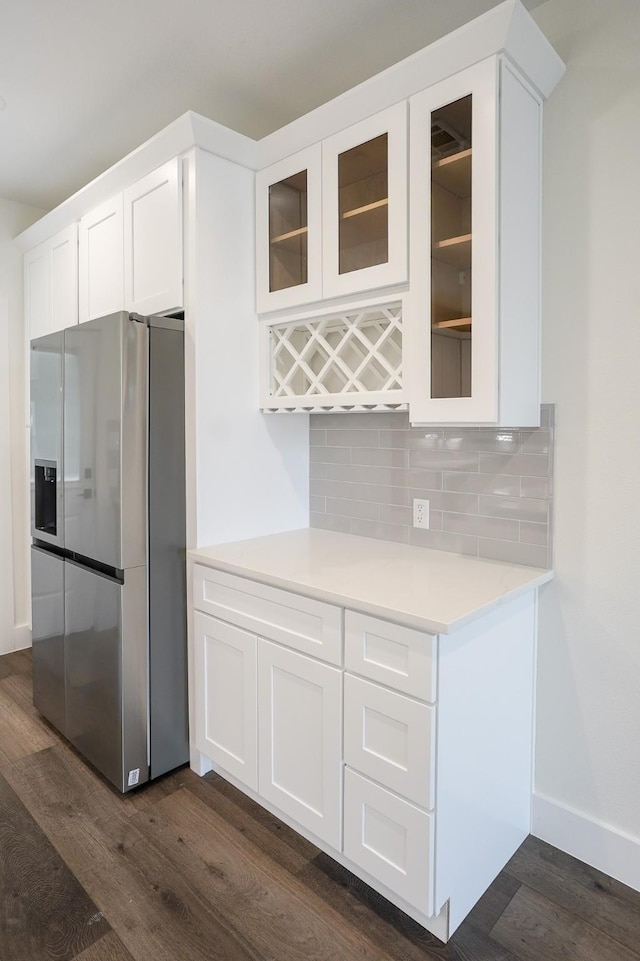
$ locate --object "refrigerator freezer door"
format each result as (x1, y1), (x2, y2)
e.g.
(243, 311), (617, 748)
(64, 559), (148, 792)
(31, 546), (66, 734)
(64, 312), (147, 570)
(30, 332), (64, 549)
(148, 322), (188, 778)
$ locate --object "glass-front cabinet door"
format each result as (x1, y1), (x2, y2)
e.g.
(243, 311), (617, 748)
(407, 59), (499, 423)
(322, 103), (408, 300)
(256, 145), (322, 313)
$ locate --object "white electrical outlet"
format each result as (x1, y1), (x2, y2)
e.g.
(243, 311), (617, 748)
(413, 498), (430, 529)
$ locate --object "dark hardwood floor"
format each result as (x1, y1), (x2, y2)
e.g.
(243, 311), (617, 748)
(1, 648), (639, 961)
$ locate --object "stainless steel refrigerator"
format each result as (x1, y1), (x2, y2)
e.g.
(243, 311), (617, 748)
(30, 311), (188, 792)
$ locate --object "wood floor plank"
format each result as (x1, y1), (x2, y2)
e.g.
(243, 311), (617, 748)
(0, 770), (111, 961)
(2, 664), (639, 961)
(439, 873), (524, 961)
(132, 784), (423, 961)
(74, 931), (137, 960)
(192, 775), (522, 961)
(296, 851), (460, 961)
(491, 884), (640, 961)
(188, 771), (318, 872)
(0, 649), (33, 677)
(505, 835), (640, 954)
(3, 745), (266, 961)
(0, 680), (56, 766)
(0, 671), (40, 714)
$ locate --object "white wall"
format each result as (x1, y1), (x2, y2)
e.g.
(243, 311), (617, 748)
(0, 198), (46, 653)
(532, 0), (640, 887)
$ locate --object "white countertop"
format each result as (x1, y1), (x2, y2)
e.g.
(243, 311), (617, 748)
(189, 529), (552, 634)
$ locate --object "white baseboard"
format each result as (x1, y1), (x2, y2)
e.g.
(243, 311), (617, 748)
(13, 623), (31, 652)
(0, 623), (31, 656)
(532, 792), (640, 893)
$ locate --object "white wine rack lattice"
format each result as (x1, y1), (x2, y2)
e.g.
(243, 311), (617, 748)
(268, 303), (403, 408)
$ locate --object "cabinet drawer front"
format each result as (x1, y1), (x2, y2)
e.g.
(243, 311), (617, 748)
(258, 640), (342, 849)
(193, 565), (342, 665)
(193, 612), (257, 791)
(345, 611), (436, 701)
(343, 768), (434, 916)
(344, 674), (435, 809)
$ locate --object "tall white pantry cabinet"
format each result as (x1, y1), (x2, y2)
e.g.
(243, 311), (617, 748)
(16, 0), (564, 947)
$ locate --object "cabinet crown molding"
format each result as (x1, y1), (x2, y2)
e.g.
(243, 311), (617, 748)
(16, 0), (563, 254)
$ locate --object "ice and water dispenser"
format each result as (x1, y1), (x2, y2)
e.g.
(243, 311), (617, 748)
(34, 459), (58, 536)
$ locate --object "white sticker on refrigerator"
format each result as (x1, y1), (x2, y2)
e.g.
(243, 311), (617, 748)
(127, 768), (140, 787)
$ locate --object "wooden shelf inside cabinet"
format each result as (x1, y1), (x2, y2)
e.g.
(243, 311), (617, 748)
(271, 226), (308, 246)
(431, 149), (472, 197)
(432, 234), (471, 268)
(341, 197), (389, 221)
(432, 317), (472, 337)
(340, 198), (389, 249)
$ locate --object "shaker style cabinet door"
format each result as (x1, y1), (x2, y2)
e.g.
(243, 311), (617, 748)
(50, 224), (78, 333)
(25, 224), (78, 339)
(24, 242), (50, 341)
(256, 145), (322, 313)
(193, 611), (258, 791)
(257, 639), (342, 848)
(322, 102), (408, 300)
(124, 158), (183, 316)
(79, 194), (125, 322)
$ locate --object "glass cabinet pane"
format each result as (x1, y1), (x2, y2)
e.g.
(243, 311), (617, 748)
(269, 170), (308, 292)
(338, 134), (388, 275)
(430, 95), (472, 398)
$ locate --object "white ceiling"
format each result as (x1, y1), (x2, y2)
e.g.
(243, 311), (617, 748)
(1, 0), (543, 211)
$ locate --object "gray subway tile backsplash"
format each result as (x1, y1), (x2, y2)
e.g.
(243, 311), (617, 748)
(309, 406), (555, 568)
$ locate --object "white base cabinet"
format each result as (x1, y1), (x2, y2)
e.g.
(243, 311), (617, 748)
(191, 560), (537, 942)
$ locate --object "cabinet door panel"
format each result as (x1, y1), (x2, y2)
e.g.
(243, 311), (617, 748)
(407, 58), (499, 424)
(343, 768), (434, 915)
(25, 243), (50, 340)
(193, 611), (257, 790)
(124, 158), (183, 316)
(26, 225), (79, 339)
(322, 103), (408, 300)
(50, 223), (78, 332)
(79, 195), (124, 322)
(258, 639), (342, 847)
(256, 146), (322, 313)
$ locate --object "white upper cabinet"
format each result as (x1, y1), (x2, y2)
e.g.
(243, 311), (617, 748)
(79, 194), (124, 322)
(322, 103), (408, 301)
(124, 158), (183, 316)
(25, 223), (78, 340)
(406, 58), (543, 425)
(255, 104), (408, 314)
(79, 159), (183, 322)
(256, 146), (322, 313)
